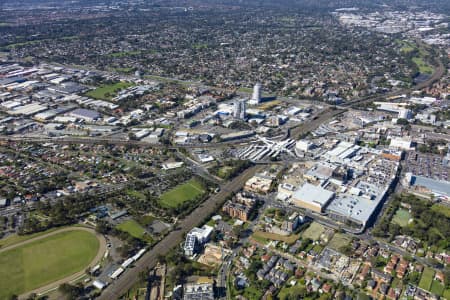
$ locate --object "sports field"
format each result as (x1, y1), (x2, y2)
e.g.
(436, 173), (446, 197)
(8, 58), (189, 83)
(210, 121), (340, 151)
(392, 208), (411, 227)
(159, 178), (206, 208)
(0, 229), (100, 299)
(85, 82), (134, 100)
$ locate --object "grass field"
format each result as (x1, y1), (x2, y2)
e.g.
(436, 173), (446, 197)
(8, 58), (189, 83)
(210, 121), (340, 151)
(412, 57), (434, 74)
(159, 178), (206, 208)
(217, 166), (234, 178)
(430, 280), (445, 296)
(327, 233), (352, 250)
(398, 40), (416, 54)
(117, 220), (147, 239)
(252, 231), (300, 245)
(396, 39), (434, 75)
(418, 267), (435, 291)
(443, 289), (450, 299)
(85, 82), (134, 100)
(137, 215), (156, 226)
(302, 222), (326, 241)
(117, 220), (153, 243)
(392, 208), (412, 227)
(0, 227), (65, 249)
(278, 284), (307, 300)
(0, 229), (99, 299)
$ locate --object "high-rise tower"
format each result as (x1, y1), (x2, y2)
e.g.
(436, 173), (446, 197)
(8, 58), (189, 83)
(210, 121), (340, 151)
(251, 83), (262, 104)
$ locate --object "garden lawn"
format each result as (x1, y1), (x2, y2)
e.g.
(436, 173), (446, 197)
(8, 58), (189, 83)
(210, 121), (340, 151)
(85, 82), (134, 100)
(243, 286), (263, 299)
(159, 178), (205, 208)
(0, 229), (99, 299)
(278, 284), (307, 300)
(418, 267), (435, 291)
(430, 280), (445, 296)
(392, 208), (411, 227)
(443, 289), (450, 299)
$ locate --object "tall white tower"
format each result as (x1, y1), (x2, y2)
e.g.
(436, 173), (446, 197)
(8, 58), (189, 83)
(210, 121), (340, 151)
(251, 83), (262, 104)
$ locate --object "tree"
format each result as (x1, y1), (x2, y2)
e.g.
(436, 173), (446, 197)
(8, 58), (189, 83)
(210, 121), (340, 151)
(95, 220), (111, 234)
(58, 283), (83, 299)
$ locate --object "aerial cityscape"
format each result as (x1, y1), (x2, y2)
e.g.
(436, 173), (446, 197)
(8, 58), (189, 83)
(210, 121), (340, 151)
(0, 0), (449, 299)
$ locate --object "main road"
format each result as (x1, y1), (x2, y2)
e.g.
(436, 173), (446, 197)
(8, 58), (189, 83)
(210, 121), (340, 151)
(98, 165), (264, 300)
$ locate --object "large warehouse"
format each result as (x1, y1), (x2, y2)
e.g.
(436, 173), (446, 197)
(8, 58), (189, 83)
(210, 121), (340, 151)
(292, 183), (335, 213)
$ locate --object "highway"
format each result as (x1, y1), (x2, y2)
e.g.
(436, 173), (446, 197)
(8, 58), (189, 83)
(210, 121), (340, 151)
(98, 165), (264, 300)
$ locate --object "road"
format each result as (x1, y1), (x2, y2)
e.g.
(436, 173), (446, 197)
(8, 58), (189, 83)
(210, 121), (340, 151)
(98, 165), (264, 300)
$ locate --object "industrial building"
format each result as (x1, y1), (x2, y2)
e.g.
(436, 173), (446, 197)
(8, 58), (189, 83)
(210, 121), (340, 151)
(68, 108), (101, 122)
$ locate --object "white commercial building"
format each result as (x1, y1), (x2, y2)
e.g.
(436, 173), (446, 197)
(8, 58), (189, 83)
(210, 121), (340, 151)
(390, 138), (413, 150)
(183, 225), (213, 256)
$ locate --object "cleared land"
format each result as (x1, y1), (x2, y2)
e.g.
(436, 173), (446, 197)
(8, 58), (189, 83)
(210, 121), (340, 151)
(258, 100), (281, 111)
(252, 231), (300, 245)
(0, 229), (100, 299)
(85, 82), (134, 100)
(418, 267), (435, 291)
(159, 178), (206, 208)
(327, 233), (352, 250)
(117, 219), (152, 243)
(302, 222), (326, 241)
(392, 208), (411, 227)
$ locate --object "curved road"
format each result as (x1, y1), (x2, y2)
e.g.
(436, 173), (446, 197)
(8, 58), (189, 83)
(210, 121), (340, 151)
(0, 226), (107, 300)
